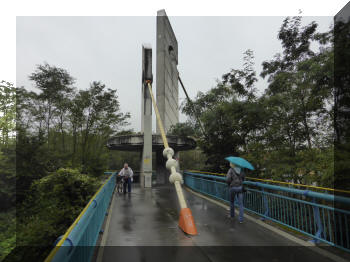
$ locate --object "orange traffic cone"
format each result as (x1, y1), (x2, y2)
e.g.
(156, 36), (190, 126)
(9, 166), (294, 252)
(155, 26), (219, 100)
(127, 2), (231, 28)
(178, 208), (198, 235)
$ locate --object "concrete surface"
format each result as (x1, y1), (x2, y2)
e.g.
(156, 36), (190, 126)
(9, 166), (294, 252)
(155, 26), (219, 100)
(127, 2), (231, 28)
(106, 134), (196, 152)
(96, 185), (335, 262)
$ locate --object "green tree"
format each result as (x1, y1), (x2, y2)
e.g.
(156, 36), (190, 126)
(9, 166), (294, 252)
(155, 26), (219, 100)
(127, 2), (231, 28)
(2, 62), (132, 260)
(261, 16), (332, 150)
(180, 17), (334, 185)
(333, 17), (350, 191)
(75, 81), (130, 174)
(0, 81), (17, 260)
(168, 122), (197, 138)
(181, 50), (264, 171)
(258, 16), (334, 182)
(0, 81), (16, 210)
(12, 168), (101, 262)
(0, 81), (16, 146)
(29, 63), (75, 148)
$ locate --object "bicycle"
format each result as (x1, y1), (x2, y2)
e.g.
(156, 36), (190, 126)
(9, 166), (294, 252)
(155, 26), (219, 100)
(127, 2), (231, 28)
(116, 175), (124, 194)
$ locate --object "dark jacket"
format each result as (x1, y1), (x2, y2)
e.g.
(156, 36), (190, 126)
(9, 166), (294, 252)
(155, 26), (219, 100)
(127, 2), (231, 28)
(226, 168), (245, 187)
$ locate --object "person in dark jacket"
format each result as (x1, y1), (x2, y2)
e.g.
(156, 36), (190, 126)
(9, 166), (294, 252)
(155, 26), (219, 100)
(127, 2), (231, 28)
(226, 162), (245, 223)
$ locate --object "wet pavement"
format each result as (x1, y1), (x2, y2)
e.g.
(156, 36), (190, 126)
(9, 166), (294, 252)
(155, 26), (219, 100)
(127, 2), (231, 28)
(98, 185), (334, 262)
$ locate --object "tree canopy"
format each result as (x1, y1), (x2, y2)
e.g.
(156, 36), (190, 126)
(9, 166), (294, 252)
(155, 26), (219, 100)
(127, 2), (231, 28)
(178, 16), (334, 187)
(1, 63), (132, 261)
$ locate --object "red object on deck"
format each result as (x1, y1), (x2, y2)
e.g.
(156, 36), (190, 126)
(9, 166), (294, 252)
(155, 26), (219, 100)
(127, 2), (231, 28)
(178, 208), (198, 235)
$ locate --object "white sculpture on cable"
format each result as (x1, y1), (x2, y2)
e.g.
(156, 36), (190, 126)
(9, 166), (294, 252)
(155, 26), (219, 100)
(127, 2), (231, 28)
(143, 45), (197, 235)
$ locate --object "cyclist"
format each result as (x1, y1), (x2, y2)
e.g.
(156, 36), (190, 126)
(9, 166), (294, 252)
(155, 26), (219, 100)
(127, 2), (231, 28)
(119, 163), (134, 194)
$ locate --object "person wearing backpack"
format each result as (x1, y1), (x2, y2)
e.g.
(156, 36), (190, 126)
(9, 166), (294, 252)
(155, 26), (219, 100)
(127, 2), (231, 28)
(226, 162), (245, 223)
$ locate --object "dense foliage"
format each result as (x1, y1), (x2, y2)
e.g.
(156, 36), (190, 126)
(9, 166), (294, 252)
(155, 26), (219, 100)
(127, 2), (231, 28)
(178, 17), (335, 187)
(0, 81), (16, 260)
(0, 64), (132, 261)
(4, 168), (100, 262)
(333, 17), (350, 191)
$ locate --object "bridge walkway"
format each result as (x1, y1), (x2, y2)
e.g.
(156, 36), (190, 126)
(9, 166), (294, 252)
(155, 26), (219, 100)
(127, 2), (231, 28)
(95, 185), (334, 262)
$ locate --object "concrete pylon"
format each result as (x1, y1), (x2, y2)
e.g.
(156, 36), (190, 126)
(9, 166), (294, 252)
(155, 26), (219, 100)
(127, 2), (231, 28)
(141, 44), (153, 188)
(156, 9), (179, 134)
(106, 11), (196, 187)
(156, 9), (179, 184)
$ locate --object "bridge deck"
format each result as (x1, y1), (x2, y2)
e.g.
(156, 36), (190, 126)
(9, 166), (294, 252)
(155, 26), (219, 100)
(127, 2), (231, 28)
(97, 185), (332, 262)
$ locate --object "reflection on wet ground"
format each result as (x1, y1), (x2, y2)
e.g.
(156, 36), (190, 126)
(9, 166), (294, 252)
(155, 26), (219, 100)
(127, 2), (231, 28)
(99, 185), (333, 262)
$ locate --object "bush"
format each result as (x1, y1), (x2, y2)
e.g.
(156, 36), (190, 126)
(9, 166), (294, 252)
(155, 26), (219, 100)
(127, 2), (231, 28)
(6, 168), (101, 262)
(0, 209), (16, 261)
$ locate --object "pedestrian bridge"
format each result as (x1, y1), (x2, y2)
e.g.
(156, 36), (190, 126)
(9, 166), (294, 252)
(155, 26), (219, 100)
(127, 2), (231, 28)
(44, 171), (350, 262)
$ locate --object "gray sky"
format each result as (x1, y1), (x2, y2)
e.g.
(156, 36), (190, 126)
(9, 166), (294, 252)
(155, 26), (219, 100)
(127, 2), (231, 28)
(17, 16), (332, 132)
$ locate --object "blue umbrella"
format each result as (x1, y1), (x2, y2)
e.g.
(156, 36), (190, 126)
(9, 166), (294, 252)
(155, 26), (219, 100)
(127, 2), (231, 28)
(225, 156), (254, 170)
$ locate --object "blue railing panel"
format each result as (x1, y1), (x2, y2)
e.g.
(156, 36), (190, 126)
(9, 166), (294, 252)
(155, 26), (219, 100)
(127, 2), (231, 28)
(50, 173), (116, 262)
(184, 171), (350, 253)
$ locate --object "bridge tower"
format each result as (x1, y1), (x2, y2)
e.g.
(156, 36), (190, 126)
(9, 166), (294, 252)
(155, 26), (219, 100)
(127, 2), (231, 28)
(106, 9), (196, 187)
(155, 9), (181, 184)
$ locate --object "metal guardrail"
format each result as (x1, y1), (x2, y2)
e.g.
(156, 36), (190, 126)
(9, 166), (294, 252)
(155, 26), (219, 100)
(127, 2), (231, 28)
(184, 171), (350, 253)
(186, 169), (350, 195)
(45, 173), (116, 262)
(105, 171), (158, 183)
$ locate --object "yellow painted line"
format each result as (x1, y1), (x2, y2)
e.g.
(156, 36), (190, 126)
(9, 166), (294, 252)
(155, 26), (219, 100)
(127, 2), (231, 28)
(44, 175), (114, 262)
(187, 170), (226, 176)
(245, 177), (350, 194)
(186, 170), (350, 194)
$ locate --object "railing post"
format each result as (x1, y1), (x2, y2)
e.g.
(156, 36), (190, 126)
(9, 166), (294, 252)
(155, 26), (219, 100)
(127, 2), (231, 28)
(310, 197), (323, 244)
(260, 188), (269, 221)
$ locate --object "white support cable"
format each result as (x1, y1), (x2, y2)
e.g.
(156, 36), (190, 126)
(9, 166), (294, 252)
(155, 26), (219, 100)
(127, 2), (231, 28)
(146, 81), (188, 209)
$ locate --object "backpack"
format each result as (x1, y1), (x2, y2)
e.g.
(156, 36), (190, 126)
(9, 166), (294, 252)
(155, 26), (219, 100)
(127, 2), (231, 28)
(227, 168), (243, 187)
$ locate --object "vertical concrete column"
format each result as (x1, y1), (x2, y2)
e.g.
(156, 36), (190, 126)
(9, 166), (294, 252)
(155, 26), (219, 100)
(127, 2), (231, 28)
(141, 45), (153, 188)
(155, 150), (180, 184)
(156, 150), (168, 184)
(175, 151), (180, 172)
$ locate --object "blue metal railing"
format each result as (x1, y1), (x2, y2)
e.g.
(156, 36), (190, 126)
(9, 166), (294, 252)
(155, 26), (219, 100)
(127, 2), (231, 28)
(46, 173), (116, 262)
(184, 171), (350, 253)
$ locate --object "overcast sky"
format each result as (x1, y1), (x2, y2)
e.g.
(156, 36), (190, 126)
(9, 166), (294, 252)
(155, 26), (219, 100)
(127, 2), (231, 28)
(17, 15), (333, 132)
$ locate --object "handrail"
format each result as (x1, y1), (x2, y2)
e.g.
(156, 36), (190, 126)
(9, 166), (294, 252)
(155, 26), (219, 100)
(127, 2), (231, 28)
(186, 169), (350, 194)
(44, 174), (115, 262)
(184, 171), (350, 252)
(184, 172), (350, 205)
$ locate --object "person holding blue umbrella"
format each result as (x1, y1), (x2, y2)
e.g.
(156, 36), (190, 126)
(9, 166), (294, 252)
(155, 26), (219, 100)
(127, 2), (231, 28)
(225, 156), (254, 223)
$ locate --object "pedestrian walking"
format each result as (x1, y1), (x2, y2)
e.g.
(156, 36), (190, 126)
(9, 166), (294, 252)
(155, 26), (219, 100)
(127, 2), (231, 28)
(226, 162), (245, 223)
(119, 163), (133, 194)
